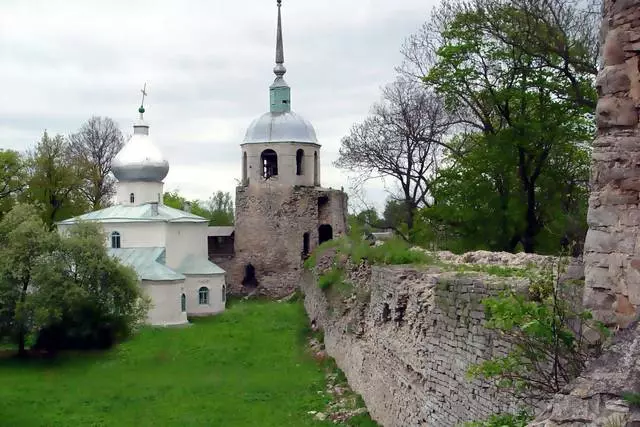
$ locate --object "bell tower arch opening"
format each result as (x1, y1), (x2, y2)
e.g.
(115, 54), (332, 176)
(261, 149), (278, 178)
(313, 151), (319, 186)
(296, 149), (304, 176)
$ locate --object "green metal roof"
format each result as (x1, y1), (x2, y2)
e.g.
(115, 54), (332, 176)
(176, 254), (226, 275)
(108, 247), (185, 281)
(59, 203), (208, 225)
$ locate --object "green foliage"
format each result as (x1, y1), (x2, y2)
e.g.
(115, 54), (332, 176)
(0, 149), (26, 218)
(463, 410), (533, 427)
(467, 258), (608, 401)
(23, 131), (88, 229)
(318, 267), (344, 290)
(413, 1), (594, 254)
(0, 301), (348, 426)
(163, 190), (234, 225)
(622, 392), (640, 407)
(0, 204), (148, 355)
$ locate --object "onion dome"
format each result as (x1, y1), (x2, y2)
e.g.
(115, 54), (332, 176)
(242, 0), (318, 144)
(112, 105), (170, 182)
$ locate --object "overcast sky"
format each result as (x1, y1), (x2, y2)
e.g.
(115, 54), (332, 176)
(0, 0), (436, 212)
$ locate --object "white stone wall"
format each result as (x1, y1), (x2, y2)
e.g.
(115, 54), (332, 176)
(141, 280), (188, 326)
(103, 222), (166, 248)
(164, 222), (209, 269)
(241, 141), (321, 187)
(183, 275), (226, 316)
(116, 181), (164, 205)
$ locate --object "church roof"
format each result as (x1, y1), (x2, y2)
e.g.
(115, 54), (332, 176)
(176, 254), (226, 275)
(58, 203), (208, 225)
(207, 226), (235, 237)
(108, 247), (186, 282)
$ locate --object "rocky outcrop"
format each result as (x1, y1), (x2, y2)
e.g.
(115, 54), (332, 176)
(583, 0), (640, 327)
(530, 321), (640, 426)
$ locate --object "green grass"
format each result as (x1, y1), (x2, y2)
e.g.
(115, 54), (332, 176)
(0, 300), (357, 427)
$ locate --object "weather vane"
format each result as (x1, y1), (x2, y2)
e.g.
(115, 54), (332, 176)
(139, 82), (148, 114)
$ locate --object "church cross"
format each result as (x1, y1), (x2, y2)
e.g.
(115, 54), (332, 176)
(140, 83), (148, 108)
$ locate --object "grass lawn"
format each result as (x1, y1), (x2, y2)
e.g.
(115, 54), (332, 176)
(0, 300), (361, 427)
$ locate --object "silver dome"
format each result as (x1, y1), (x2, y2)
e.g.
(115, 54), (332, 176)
(112, 120), (169, 182)
(243, 111), (318, 144)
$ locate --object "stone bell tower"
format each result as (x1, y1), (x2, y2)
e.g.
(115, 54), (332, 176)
(228, 0), (348, 297)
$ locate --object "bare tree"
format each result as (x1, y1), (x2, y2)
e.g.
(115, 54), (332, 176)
(335, 79), (452, 233)
(68, 116), (124, 210)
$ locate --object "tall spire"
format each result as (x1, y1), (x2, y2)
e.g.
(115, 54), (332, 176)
(270, 0), (291, 113)
(274, 0), (285, 78)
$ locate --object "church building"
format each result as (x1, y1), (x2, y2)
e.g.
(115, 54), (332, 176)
(222, 0), (348, 297)
(58, 105), (227, 326)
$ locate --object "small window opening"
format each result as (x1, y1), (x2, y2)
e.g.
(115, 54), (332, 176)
(198, 287), (209, 305)
(111, 231), (121, 249)
(261, 149), (278, 178)
(313, 151), (319, 186)
(181, 294), (186, 312)
(129, 193), (135, 204)
(296, 149), (304, 176)
(242, 151), (248, 184)
(318, 224), (333, 245)
(222, 284), (226, 303)
(302, 232), (310, 259)
(242, 263), (258, 288)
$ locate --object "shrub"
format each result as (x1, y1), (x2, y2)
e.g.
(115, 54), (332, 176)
(318, 267), (344, 290)
(466, 256), (608, 402)
(464, 410), (533, 427)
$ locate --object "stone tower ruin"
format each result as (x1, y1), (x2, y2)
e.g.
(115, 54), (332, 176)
(227, 0), (348, 297)
(584, 0), (640, 327)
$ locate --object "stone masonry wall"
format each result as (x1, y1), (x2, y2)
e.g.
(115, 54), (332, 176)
(584, 0), (640, 327)
(228, 184), (347, 297)
(302, 263), (522, 426)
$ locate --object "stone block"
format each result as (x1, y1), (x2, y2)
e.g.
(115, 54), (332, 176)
(596, 64), (631, 95)
(604, 29), (628, 65)
(584, 229), (615, 254)
(587, 206), (620, 227)
(596, 96), (639, 128)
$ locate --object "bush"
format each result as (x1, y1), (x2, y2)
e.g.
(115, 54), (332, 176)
(318, 267), (344, 290)
(464, 410), (533, 427)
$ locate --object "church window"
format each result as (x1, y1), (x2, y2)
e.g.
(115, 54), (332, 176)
(242, 151), (248, 185)
(129, 193), (135, 203)
(261, 149), (278, 178)
(296, 149), (304, 176)
(111, 231), (121, 249)
(222, 285), (226, 303)
(181, 293), (186, 312)
(198, 287), (209, 305)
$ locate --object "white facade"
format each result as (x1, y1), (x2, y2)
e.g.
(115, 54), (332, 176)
(58, 107), (226, 327)
(116, 181), (164, 206)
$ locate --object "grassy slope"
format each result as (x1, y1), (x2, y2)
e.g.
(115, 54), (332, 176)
(0, 300), (337, 427)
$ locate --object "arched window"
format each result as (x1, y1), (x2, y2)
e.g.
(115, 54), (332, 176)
(198, 287), (209, 305)
(111, 231), (121, 249)
(181, 294), (186, 312)
(296, 149), (304, 176)
(242, 152), (248, 185)
(313, 151), (319, 186)
(261, 149), (278, 178)
(129, 193), (135, 204)
(222, 284), (226, 303)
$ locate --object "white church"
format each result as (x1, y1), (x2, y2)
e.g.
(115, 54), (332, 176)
(58, 105), (227, 326)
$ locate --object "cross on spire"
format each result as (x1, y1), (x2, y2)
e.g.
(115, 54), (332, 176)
(139, 82), (148, 115)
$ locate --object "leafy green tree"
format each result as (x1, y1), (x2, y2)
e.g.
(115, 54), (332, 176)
(33, 222), (148, 352)
(0, 149), (26, 217)
(419, 0), (594, 253)
(24, 131), (87, 229)
(206, 191), (234, 226)
(0, 204), (56, 355)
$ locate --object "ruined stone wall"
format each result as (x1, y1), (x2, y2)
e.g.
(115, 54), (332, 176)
(302, 264), (521, 426)
(584, 0), (640, 327)
(229, 184), (347, 297)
